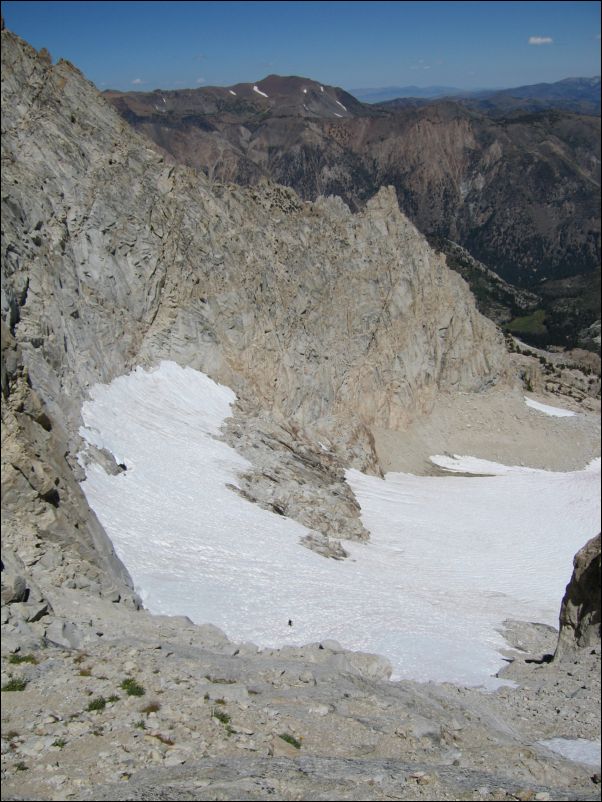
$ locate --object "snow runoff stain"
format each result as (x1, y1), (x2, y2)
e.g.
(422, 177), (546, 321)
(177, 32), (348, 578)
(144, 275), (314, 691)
(79, 362), (601, 689)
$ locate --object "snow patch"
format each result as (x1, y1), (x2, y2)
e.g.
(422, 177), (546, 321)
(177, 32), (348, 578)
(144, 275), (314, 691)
(334, 113), (343, 117)
(346, 458), (599, 687)
(79, 362), (601, 689)
(538, 738), (601, 767)
(524, 396), (576, 417)
(431, 454), (540, 476)
(302, 88), (308, 94)
(320, 85), (324, 92)
(253, 85), (269, 98)
(229, 89), (237, 96)
(336, 100), (347, 111)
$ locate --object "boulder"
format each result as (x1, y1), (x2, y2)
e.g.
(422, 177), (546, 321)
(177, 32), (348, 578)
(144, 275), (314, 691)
(555, 533), (601, 658)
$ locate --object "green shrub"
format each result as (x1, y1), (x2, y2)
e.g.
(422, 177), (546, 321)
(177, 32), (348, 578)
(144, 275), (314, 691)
(2, 678), (28, 692)
(120, 678), (145, 697)
(52, 739), (66, 749)
(87, 696), (107, 712)
(212, 709), (231, 725)
(8, 654), (37, 665)
(279, 733), (301, 749)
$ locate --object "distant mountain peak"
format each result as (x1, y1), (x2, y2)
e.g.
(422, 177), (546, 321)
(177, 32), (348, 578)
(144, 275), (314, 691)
(106, 74), (364, 121)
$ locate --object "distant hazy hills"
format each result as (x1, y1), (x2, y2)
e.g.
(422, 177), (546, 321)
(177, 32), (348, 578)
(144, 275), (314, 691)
(350, 85), (470, 103)
(373, 76), (601, 116)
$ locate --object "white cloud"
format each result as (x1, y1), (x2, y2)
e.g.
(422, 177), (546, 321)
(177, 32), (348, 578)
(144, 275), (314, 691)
(529, 36), (553, 45)
(131, 78), (144, 85)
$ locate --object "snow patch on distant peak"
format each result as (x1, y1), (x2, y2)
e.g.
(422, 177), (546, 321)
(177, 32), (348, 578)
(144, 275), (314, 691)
(302, 88), (308, 94)
(320, 85), (324, 92)
(229, 89), (237, 96)
(524, 396), (576, 417)
(336, 100), (347, 111)
(334, 112), (343, 117)
(253, 85), (269, 98)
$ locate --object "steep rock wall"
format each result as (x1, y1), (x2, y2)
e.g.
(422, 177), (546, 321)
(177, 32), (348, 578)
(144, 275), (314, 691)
(1, 29), (510, 573)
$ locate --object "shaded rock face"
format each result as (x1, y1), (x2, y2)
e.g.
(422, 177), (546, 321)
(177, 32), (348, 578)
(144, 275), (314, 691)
(556, 533), (601, 658)
(106, 84), (601, 290)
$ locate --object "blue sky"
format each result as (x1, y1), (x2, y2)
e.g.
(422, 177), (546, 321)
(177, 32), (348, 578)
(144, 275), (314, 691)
(3, 1), (600, 92)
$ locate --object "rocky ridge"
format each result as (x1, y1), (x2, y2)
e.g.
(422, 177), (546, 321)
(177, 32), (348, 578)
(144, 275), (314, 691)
(1, 601), (601, 802)
(1, 27), (601, 801)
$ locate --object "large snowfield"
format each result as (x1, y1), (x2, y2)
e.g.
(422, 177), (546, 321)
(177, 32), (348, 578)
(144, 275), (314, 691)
(80, 362), (601, 689)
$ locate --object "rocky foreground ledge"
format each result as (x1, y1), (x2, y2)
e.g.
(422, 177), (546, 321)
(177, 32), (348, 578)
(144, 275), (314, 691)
(1, 582), (600, 801)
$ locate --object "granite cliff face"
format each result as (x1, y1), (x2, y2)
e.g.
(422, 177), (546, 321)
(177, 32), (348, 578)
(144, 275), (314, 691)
(1, 28), (510, 559)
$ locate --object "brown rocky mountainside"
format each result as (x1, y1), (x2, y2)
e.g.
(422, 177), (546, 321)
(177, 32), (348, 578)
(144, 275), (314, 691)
(106, 77), (601, 292)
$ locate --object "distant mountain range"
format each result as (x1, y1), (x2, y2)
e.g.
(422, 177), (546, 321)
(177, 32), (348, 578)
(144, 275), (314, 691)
(371, 77), (601, 116)
(106, 73), (601, 350)
(349, 85), (471, 103)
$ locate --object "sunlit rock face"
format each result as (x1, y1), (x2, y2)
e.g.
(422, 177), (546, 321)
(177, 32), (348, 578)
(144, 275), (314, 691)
(555, 533), (601, 657)
(1, 25), (511, 571)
